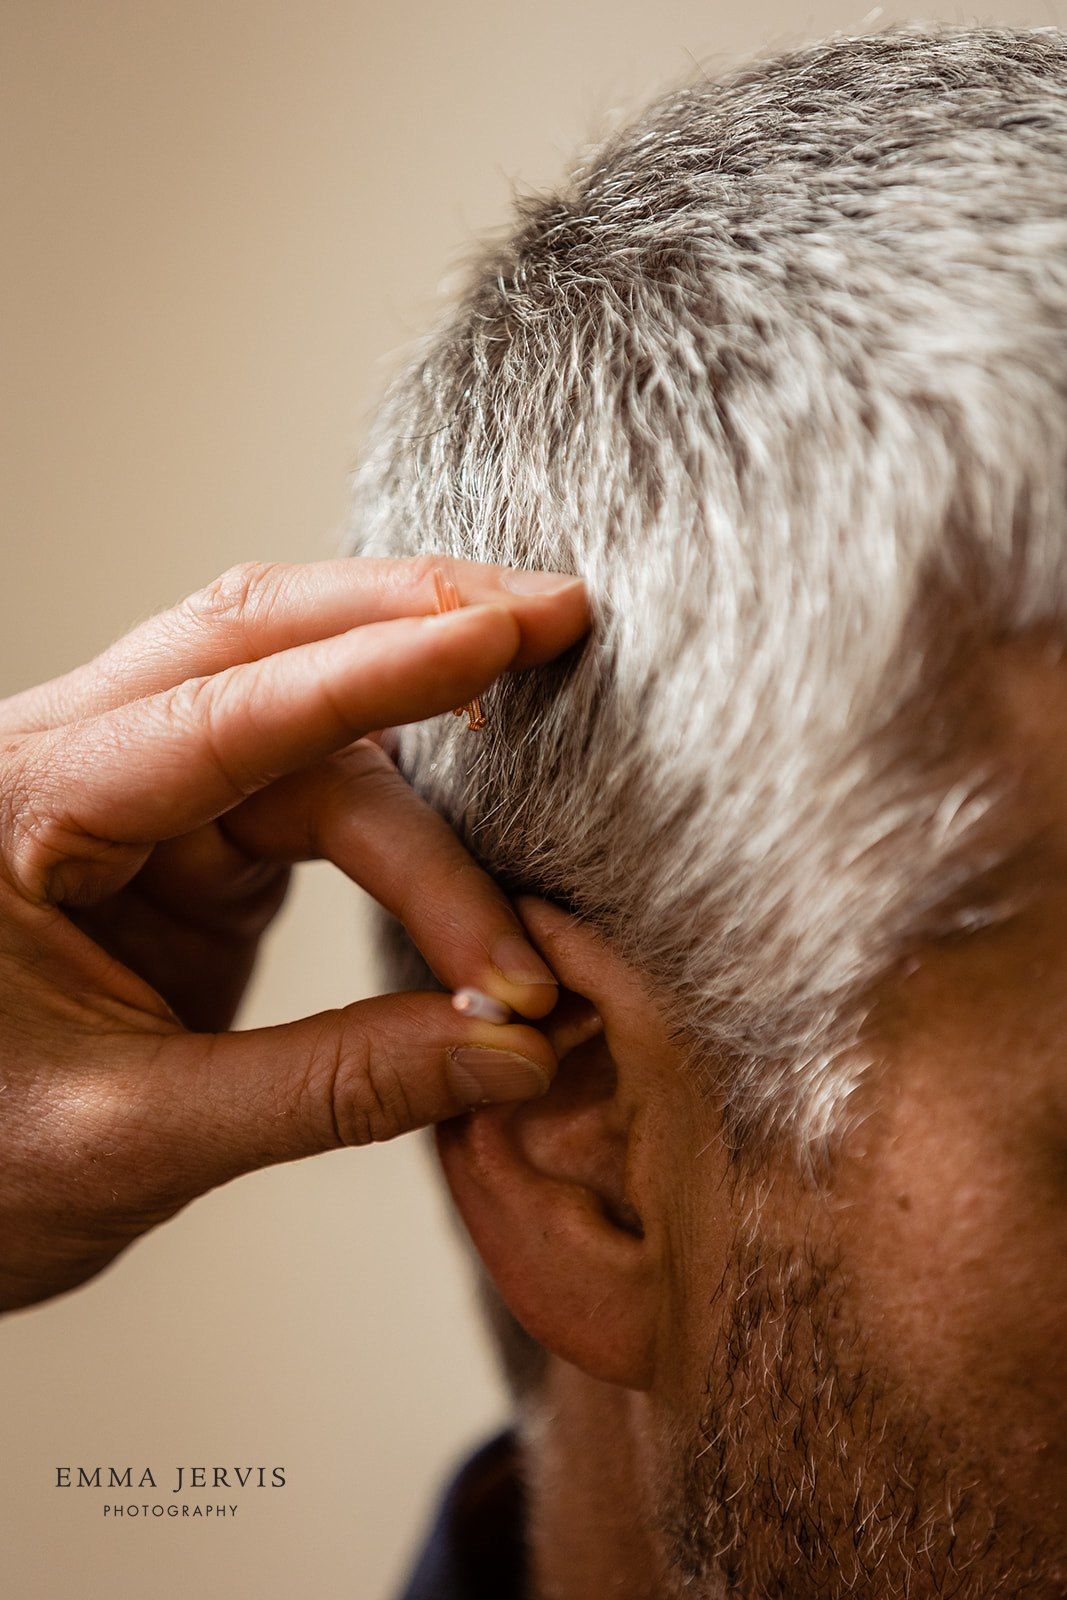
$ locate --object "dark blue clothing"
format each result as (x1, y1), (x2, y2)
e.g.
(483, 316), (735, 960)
(396, 1432), (526, 1600)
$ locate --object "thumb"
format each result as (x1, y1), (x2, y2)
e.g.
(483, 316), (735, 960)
(143, 993), (557, 1195)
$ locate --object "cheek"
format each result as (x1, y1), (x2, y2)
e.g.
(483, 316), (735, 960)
(844, 1086), (1067, 1519)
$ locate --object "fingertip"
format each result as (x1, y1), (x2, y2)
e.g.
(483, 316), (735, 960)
(489, 978), (558, 1021)
(507, 579), (592, 671)
(478, 934), (559, 1019)
(421, 566), (588, 673)
(427, 599), (522, 650)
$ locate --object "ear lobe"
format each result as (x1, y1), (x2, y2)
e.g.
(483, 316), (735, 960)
(436, 1003), (659, 1390)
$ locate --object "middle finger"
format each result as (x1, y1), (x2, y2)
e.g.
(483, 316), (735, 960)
(224, 742), (558, 1020)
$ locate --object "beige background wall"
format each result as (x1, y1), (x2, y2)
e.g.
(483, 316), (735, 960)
(0, 2), (1053, 1595)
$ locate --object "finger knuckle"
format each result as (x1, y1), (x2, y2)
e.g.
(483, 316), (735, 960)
(313, 1024), (415, 1148)
(163, 675), (251, 797)
(335, 738), (395, 782)
(298, 748), (391, 862)
(0, 741), (71, 896)
(10, 809), (67, 893)
(329, 741), (400, 805)
(183, 561), (282, 633)
(351, 1057), (415, 1146)
(164, 672), (216, 737)
(0, 734), (31, 833)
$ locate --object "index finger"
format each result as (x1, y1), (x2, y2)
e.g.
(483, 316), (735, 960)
(1, 557), (589, 733)
(9, 604), (523, 903)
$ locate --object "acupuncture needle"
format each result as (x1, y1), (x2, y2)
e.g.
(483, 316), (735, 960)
(452, 988), (605, 1055)
(452, 987), (511, 1025)
(432, 569), (487, 732)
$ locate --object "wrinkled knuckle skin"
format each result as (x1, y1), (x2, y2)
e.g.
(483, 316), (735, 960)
(306, 746), (403, 861)
(352, 1058), (415, 1146)
(164, 674), (225, 758)
(332, 741), (403, 805)
(183, 561), (281, 633)
(164, 672), (215, 732)
(0, 745), (27, 883)
(0, 754), (70, 900)
(315, 1025), (416, 1148)
(163, 674), (251, 797)
(12, 812), (66, 899)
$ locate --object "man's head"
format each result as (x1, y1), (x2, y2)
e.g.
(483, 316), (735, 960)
(352, 26), (1067, 1597)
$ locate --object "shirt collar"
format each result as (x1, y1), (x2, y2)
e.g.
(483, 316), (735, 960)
(395, 1431), (527, 1600)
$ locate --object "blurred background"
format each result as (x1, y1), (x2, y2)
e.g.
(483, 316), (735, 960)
(0, 1), (1056, 1594)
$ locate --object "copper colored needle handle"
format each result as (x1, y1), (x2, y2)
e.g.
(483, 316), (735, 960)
(432, 568), (487, 732)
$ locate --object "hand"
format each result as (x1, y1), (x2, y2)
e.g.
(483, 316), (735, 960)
(0, 556), (588, 1311)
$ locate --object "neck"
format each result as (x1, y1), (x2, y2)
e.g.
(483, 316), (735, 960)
(524, 1361), (666, 1600)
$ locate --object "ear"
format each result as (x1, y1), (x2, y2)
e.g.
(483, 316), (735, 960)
(435, 899), (674, 1391)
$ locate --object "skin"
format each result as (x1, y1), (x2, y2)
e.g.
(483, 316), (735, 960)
(5, 560), (1063, 1589)
(437, 638), (1067, 1598)
(0, 554), (590, 1311)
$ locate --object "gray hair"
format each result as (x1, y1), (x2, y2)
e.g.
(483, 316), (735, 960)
(349, 24), (1067, 1147)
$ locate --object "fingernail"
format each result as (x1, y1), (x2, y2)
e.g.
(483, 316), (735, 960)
(489, 934), (557, 988)
(448, 1048), (551, 1105)
(501, 569), (583, 595)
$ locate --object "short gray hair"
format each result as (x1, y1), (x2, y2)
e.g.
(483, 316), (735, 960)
(349, 25), (1067, 1147)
